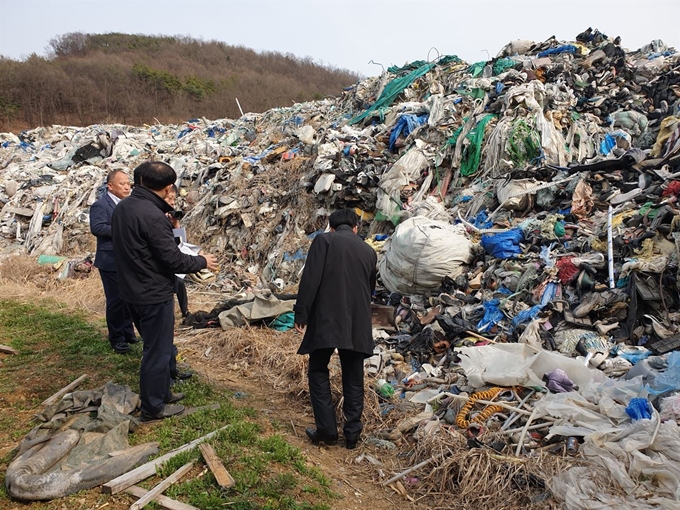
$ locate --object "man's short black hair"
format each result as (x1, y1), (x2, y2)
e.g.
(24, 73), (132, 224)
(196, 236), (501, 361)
(106, 169), (127, 184)
(133, 161), (176, 191)
(329, 208), (359, 229)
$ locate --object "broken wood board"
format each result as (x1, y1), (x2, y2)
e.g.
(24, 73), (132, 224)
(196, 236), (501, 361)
(130, 461), (194, 510)
(126, 486), (199, 510)
(102, 422), (231, 494)
(0, 344), (18, 355)
(40, 374), (88, 407)
(199, 443), (235, 488)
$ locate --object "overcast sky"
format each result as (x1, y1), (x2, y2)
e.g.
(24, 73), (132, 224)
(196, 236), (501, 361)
(1, 0), (678, 77)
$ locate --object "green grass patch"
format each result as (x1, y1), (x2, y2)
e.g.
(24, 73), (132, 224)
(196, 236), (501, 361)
(0, 299), (337, 509)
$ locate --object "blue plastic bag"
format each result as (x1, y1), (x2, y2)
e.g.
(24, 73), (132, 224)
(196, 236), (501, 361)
(625, 398), (652, 420)
(647, 351), (680, 395)
(477, 299), (505, 332)
(481, 229), (523, 258)
(470, 210), (493, 229)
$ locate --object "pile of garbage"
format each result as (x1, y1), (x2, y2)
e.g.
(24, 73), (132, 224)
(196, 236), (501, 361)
(2, 27), (680, 507)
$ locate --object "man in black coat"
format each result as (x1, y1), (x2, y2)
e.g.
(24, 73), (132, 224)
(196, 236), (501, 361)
(294, 209), (377, 449)
(89, 169), (137, 354)
(112, 161), (218, 421)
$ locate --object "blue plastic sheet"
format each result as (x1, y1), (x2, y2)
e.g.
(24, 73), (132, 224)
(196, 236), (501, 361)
(540, 244), (556, 269)
(616, 348), (651, 365)
(537, 45), (578, 57)
(470, 210), (493, 229)
(283, 248), (306, 261)
(600, 134), (617, 155)
(389, 114), (428, 152)
(626, 398), (652, 420)
(469, 209), (493, 228)
(481, 229), (524, 258)
(511, 282), (558, 328)
(477, 299), (505, 332)
(647, 351), (680, 395)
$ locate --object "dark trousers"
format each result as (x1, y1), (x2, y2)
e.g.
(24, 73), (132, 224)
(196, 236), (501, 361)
(99, 269), (135, 346)
(170, 344), (178, 379)
(308, 348), (365, 441)
(174, 276), (188, 316)
(128, 300), (175, 416)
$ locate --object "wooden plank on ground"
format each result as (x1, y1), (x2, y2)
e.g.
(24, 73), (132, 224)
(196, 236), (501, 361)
(102, 423), (231, 494)
(126, 486), (199, 510)
(129, 461), (194, 510)
(198, 443), (235, 488)
(0, 344), (18, 355)
(40, 374), (88, 407)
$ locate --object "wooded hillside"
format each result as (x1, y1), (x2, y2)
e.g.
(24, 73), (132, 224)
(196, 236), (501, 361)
(0, 33), (360, 130)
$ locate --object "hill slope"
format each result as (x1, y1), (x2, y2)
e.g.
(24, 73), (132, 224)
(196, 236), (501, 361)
(0, 32), (360, 130)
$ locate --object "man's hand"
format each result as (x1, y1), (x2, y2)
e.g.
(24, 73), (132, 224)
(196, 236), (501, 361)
(202, 254), (219, 271)
(294, 323), (306, 334)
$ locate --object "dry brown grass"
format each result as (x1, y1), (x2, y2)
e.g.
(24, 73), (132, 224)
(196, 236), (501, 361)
(0, 255), (105, 315)
(396, 432), (579, 509)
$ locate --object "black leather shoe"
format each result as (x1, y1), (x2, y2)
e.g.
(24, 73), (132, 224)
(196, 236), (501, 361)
(171, 371), (193, 381)
(126, 336), (141, 344)
(140, 404), (185, 423)
(165, 392), (185, 404)
(305, 428), (338, 446)
(345, 437), (359, 450)
(111, 342), (131, 354)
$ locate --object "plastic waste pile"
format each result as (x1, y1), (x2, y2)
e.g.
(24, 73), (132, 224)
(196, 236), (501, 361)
(2, 28), (680, 507)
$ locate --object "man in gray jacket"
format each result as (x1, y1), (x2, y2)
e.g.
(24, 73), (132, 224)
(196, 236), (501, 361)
(294, 209), (377, 449)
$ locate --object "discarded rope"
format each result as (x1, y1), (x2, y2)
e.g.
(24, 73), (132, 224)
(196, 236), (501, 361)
(455, 387), (519, 429)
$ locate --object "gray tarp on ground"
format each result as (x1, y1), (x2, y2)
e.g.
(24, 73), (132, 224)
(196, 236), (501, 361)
(218, 293), (295, 329)
(5, 382), (158, 501)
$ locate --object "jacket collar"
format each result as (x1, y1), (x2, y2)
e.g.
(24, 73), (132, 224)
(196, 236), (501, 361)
(335, 224), (355, 233)
(131, 186), (173, 213)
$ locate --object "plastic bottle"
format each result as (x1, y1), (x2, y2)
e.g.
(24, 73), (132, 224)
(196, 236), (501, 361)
(375, 379), (395, 399)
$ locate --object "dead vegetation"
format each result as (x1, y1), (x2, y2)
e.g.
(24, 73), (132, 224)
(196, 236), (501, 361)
(0, 255), (105, 315)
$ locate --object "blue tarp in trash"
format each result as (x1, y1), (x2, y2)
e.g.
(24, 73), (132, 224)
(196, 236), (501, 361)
(647, 351), (680, 395)
(537, 45), (578, 57)
(470, 210), (494, 230)
(389, 114), (428, 152)
(477, 299), (505, 332)
(481, 228), (524, 258)
(511, 282), (558, 328)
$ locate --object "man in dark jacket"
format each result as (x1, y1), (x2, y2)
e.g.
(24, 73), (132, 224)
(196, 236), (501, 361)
(294, 209), (377, 449)
(89, 169), (138, 354)
(112, 161), (218, 421)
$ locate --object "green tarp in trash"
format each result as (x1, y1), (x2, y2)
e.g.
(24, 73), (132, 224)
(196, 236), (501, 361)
(351, 56), (461, 125)
(447, 114), (496, 176)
